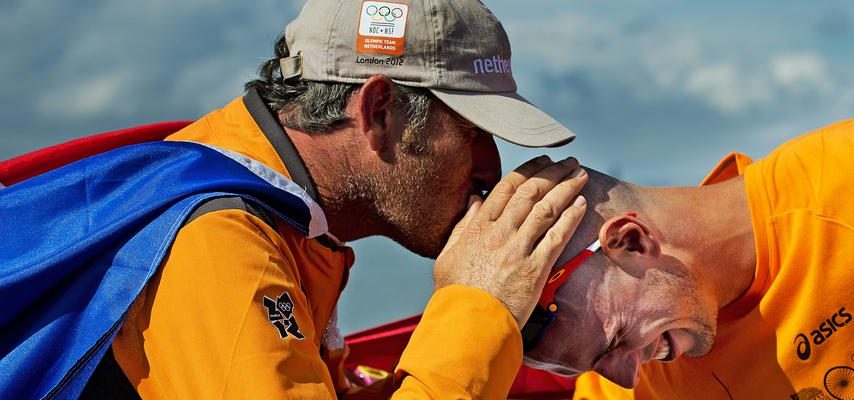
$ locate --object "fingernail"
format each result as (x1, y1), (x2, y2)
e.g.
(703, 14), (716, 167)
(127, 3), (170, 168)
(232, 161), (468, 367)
(570, 167), (586, 178)
(572, 195), (587, 208)
(468, 195), (479, 207)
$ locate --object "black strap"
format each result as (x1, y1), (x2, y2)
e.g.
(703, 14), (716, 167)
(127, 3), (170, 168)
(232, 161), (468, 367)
(243, 88), (319, 202)
(185, 196), (276, 228)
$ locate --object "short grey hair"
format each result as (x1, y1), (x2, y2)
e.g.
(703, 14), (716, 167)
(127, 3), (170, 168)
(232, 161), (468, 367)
(245, 34), (433, 150)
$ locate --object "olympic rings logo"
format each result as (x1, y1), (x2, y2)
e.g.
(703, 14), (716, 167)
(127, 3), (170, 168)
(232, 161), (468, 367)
(365, 4), (404, 22)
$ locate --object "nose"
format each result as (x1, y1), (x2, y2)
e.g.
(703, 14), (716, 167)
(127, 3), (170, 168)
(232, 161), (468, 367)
(471, 132), (501, 195)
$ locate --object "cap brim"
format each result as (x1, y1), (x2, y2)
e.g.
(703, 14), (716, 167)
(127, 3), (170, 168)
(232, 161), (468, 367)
(429, 88), (575, 148)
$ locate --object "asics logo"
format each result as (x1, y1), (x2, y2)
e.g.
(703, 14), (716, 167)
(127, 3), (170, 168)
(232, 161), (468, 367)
(794, 306), (852, 361)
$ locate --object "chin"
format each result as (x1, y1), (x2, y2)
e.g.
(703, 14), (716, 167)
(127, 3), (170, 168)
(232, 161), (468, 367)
(403, 217), (460, 259)
(404, 241), (442, 259)
(394, 228), (447, 259)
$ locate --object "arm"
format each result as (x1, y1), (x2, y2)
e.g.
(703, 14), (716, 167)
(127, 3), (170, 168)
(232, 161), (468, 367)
(112, 209), (337, 398)
(392, 286), (522, 399)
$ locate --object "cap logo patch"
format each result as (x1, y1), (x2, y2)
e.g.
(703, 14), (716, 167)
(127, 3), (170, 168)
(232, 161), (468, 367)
(356, 1), (408, 56)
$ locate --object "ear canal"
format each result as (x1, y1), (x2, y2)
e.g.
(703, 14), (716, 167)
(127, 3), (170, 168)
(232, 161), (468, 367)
(605, 220), (644, 253)
(624, 229), (644, 253)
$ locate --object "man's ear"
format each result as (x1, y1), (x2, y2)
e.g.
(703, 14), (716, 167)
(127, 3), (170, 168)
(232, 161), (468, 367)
(355, 75), (402, 156)
(599, 214), (661, 271)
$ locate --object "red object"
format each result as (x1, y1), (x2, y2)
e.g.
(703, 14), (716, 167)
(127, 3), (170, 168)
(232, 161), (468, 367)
(538, 244), (599, 310)
(344, 315), (576, 399)
(0, 121), (193, 186)
(539, 212), (638, 309)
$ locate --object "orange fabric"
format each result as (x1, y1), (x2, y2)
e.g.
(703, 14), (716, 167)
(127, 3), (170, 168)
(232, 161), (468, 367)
(166, 97), (291, 178)
(574, 120), (854, 399)
(394, 285), (523, 399)
(112, 96), (354, 398)
(112, 96), (524, 399)
(112, 209), (344, 398)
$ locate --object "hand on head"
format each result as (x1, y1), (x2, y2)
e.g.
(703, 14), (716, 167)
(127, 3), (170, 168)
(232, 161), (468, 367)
(433, 156), (588, 327)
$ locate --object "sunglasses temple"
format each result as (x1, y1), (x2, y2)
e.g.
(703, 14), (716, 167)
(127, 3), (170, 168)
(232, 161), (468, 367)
(537, 239), (601, 310)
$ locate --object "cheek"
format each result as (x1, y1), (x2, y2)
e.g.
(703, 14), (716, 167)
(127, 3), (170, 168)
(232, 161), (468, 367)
(535, 294), (610, 368)
(529, 316), (600, 371)
(432, 141), (475, 191)
(636, 270), (695, 316)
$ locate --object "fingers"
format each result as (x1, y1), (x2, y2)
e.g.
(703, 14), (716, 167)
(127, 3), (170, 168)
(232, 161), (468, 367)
(477, 155), (552, 222)
(518, 167), (588, 248)
(431, 155), (588, 328)
(498, 157), (580, 229)
(438, 195), (482, 259)
(531, 195), (588, 272)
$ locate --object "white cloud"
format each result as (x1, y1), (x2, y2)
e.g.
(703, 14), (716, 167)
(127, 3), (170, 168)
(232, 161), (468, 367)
(37, 71), (132, 118)
(771, 52), (832, 93)
(505, 11), (842, 116)
(679, 51), (832, 115)
(683, 62), (772, 114)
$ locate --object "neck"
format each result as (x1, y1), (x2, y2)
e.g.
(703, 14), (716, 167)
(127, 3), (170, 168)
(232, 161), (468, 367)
(284, 126), (385, 242)
(633, 177), (756, 309)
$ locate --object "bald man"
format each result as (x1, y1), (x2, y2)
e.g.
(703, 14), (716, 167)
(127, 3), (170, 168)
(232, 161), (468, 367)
(522, 120), (854, 400)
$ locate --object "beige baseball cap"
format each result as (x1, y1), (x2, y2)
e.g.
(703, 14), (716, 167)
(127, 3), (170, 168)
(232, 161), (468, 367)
(280, 0), (575, 147)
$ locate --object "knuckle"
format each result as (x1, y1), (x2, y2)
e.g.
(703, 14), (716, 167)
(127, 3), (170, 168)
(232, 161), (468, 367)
(515, 183), (542, 201)
(491, 181), (516, 198)
(532, 201), (558, 220)
(465, 221), (485, 236)
(545, 228), (564, 245)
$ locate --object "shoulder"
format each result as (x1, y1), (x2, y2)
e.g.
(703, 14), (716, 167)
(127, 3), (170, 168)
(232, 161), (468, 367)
(747, 119), (854, 218)
(168, 196), (303, 283)
(186, 196), (277, 231)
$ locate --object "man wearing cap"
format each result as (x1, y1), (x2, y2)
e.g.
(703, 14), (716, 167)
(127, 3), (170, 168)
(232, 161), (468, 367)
(77, 0), (585, 398)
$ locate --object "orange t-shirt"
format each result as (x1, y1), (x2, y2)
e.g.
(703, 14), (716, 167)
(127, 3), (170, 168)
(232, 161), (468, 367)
(574, 120), (854, 400)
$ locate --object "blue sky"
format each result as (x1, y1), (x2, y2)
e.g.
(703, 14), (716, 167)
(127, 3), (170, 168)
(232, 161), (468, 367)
(2, 1), (852, 333)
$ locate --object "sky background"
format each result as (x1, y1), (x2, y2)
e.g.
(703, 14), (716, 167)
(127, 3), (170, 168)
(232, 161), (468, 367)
(2, 1), (852, 333)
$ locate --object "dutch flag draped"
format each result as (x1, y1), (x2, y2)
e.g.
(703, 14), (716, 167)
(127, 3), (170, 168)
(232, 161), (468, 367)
(0, 124), (327, 399)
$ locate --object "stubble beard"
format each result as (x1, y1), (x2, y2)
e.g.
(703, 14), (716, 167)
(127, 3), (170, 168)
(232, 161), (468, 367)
(645, 267), (718, 357)
(367, 151), (460, 259)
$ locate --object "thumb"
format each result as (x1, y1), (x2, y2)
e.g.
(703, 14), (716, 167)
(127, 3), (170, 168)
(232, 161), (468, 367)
(439, 195), (482, 257)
